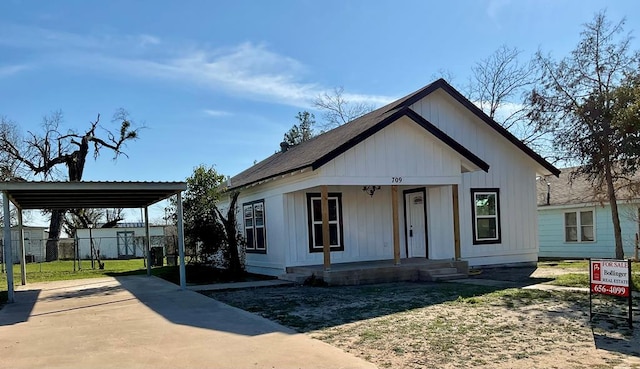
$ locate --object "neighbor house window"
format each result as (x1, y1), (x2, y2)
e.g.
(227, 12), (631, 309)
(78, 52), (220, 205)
(471, 189), (501, 244)
(306, 193), (344, 252)
(564, 209), (594, 242)
(243, 200), (266, 253)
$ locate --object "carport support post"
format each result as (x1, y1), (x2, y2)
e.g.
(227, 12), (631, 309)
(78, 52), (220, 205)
(145, 207), (151, 276)
(176, 192), (186, 290)
(3, 191), (15, 303)
(18, 209), (26, 285)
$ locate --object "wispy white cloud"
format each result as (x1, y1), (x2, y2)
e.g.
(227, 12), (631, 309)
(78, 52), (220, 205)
(486, 0), (511, 20)
(0, 64), (29, 78)
(203, 109), (232, 117)
(3, 24), (395, 109)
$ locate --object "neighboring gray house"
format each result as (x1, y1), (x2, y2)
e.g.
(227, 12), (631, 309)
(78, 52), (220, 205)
(0, 226), (48, 263)
(221, 79), (560, 277)
(538, 168), (640, 259)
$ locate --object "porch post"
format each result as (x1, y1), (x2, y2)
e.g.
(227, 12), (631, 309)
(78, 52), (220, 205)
(452, 184), (461, 260)
(3, 191), (14, 303)
(18, 208), (26, 285)
(321, 185), (331, 271)
(391, 185), (400, 265)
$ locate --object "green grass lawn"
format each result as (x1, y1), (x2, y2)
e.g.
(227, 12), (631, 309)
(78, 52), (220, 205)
(544, 260), (640, 291)
(0, 259), (148, 303)
(0, 259), (269, 304)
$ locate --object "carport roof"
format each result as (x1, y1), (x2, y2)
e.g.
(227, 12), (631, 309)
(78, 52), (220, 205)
(0, 181), (187, 210)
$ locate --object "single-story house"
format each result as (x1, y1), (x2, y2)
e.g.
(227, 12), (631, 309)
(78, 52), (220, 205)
(538, 167), (640, 259)
(221, 78), (560, 277)
(0, 226), (48, 263)
(75, 222), (166, 259)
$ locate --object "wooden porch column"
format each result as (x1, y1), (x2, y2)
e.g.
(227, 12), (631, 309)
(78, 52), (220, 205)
(391, 185), (400, 265)
(321, 185), (331, 271)
(452, 184), (461, 260)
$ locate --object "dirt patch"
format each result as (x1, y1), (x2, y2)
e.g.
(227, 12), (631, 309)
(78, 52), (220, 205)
(207, 282), (640, 369)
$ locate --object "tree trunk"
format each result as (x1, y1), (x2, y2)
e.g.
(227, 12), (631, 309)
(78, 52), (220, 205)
(604, 163), (625, 259)
(45, 149), (86, 261)
(46, 210), (64, 261)
(225, 192), (243, 278)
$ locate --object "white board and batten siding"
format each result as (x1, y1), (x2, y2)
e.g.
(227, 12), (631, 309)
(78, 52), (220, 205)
(538, 203), (640, 259)
(316, 116), (465, 186)
(230, 186), (288, 276)
(411, 90), (542, 266)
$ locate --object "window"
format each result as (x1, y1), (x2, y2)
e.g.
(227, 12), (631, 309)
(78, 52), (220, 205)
(564, 209), (594, 242)
(471, 189), (501, 244)
(243, 200), (266, 253)
(306, 193), (344, 252)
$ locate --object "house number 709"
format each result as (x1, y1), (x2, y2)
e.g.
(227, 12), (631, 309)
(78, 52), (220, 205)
(391, 177), (403, 183)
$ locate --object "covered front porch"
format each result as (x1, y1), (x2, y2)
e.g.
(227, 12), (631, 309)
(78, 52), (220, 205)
(282, 258), (468, 285)
(288, 182), (464, 278)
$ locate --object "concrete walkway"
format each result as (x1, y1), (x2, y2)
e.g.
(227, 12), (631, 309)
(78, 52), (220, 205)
(0, 276), (376, 369)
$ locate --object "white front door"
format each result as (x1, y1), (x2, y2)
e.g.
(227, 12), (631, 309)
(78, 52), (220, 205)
(405, 190), (427, 258)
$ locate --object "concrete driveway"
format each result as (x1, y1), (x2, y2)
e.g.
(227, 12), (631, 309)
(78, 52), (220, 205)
(0, 276), (377, 369)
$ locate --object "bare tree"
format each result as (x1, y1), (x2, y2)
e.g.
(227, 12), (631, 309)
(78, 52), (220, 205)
(466, 45), (554, 154)
(0, 117), (28, 226)
(314, 87), (375, 130)
(0, 110), (141, 260)
(529, 11), (640, 259)
(63, 208), (125, 237)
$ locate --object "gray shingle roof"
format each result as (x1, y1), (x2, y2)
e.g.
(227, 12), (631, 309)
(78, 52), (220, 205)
(537, 166), (640, 206)
(228, 79), (560, 190)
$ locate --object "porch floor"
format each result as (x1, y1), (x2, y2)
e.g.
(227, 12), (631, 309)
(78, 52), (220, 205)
(282, 258), (468, 285)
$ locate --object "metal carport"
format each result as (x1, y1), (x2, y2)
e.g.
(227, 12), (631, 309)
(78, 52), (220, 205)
(1, 181), (187, 303)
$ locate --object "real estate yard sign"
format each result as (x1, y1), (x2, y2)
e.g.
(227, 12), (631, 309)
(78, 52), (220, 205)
(589, 259), (632, 328)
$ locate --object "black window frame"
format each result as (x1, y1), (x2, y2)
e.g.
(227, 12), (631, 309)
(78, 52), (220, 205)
(243, 199), (267, 254)
(470, 188), (501, 245)
(306, 192), (344, 253)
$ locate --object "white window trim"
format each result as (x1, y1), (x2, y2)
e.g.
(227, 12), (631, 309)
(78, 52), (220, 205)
(471, 189), (501, 245)
(563, 208), (596, 243)
(243, 200), (267, 253)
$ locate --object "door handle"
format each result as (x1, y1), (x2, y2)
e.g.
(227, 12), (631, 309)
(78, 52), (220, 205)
(409, 229), (413, 237)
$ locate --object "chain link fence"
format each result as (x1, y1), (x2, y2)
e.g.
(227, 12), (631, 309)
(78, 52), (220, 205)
(1, 235), (179, 273)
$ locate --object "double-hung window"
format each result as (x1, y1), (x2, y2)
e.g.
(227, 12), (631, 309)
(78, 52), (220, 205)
(306, 193), (344, 252)
(243, 200), (266, 253)
(471, 188), (501, 244)
(564, 209), (594, 242)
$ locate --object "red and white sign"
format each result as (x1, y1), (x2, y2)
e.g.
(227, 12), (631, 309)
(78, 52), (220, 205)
(590, 259), (630, 297)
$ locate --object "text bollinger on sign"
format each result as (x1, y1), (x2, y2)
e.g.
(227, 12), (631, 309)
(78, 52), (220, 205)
(590, 259), (630, 297)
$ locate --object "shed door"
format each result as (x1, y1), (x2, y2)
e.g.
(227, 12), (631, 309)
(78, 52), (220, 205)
(117, 231), (136, 257)
(405, 190), (427, 258)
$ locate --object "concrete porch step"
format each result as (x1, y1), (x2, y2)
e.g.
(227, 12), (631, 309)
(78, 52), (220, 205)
(430, 273), (468, 282)
(418, 265), (468, 282)
(426, 267), (458, 275)
(278, 272), (311, 284)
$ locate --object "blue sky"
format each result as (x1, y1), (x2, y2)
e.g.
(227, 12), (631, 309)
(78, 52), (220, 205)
(2, 0), (639, 223)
